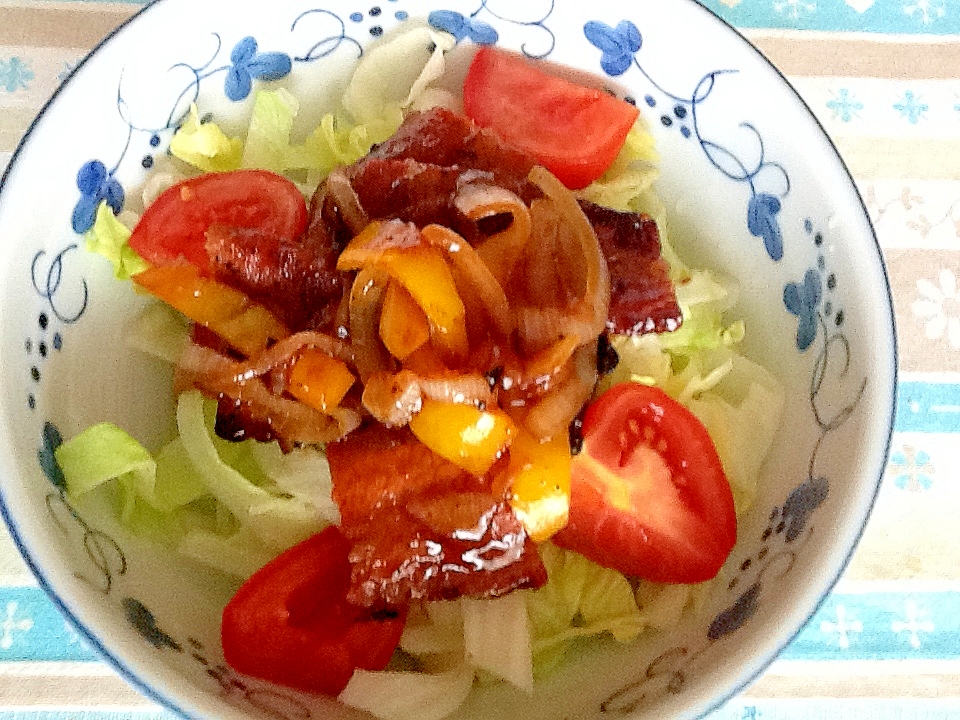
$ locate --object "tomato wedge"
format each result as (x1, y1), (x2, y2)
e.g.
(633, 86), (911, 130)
(128, 169), (308, 273)
(221, 527), (406, 696)
(553, 383), (736, 584)
(463, 46), (640, 190)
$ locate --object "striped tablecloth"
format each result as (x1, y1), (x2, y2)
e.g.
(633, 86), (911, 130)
(1, 1), (958, 718)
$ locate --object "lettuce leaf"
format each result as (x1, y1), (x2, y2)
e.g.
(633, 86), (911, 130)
(55, 422), (155, 503)
(577, 120), (659, 213)
(84, 202), (149, 280)
(341, 26), (455, 125)
(169, 104), (243, 173)
(174, 390), (328, 551)
(126, 302), (191, 365)
(177, 526), (275, 579)
(462, 593), (533, 692)
(240, 87), (300, 175)
(339, 665), (475, 720)
(525, 543), (643, 677)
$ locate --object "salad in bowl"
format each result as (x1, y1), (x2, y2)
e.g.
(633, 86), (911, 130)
(0, 2), (895, 720)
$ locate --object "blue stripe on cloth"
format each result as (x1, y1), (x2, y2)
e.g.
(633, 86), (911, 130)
(0, 715), (172, 720)
(5, 704), (960, 720)
(781, 590), (960, 661)
(2, 586), (959, 663)
(0, 587), (99, 662)
(709, 700), (960, 719)
(701, 0), (960, 35)
(896, 382), (960, 434)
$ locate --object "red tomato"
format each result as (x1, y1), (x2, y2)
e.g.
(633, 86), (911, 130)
(221, 527), (406, 696)
(128, 169), (308, 272)
(463, 46), (640, 190)
(554, 383), (736, 583)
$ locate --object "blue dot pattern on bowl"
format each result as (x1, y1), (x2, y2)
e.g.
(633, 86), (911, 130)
(24, 3), (873, 717)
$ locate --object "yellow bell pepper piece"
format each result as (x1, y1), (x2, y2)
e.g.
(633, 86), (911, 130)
(505, 430), (572, 543)
(338, 222), (469, 361)
(287, 349), (356, 412)
(379, 280), (430, 360)
(381, 246), (468, 361)
(409, 399), (516, 476)
(132, 264), (289, 356)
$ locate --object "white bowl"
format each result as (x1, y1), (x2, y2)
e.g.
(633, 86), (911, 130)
(0, 1), (897, 719)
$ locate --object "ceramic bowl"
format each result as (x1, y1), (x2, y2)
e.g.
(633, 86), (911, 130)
(0, 0), (897, 718)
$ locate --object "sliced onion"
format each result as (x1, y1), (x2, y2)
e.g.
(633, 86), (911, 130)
(455, 183), (531, 288)
(326, 167), (370, 236)
(349, 266), (395, 382)
(209, 331), (354, 387)
(518, 335), (580, 395)
(515, 307), (595, 357)
(178, 343), (359, 444)
(523, 343), (598, 442)
(418, 372), (494, 406)
(362, 368), (494, 427)
(362, 370), (423, 427)
(529, 165), (610, 342)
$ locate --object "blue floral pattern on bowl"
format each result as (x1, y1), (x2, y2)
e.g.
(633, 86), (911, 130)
(2, 1), (892, 719)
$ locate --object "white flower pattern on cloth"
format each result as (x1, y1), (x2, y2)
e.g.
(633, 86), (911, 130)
(820, 604), (863, 649)
(912, 268), (960, 348)
(891, 600), (935, 649)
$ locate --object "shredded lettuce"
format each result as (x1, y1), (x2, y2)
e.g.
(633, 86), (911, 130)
(174, 390), (329, 552)
(126, 302), (191, 364)
(462, 593), (533, 692)
(84, 202), (149, 280)
(339, 665), (474, 720)
(53, 392), (335, 576)
(576, 120), (659, 213)
(525, 543), (643, 677)
(168, 26), (455, 185)
(169, 103), (243, 173)
(55, 422), (155, 503)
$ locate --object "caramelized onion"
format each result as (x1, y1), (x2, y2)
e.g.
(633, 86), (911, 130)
(362, 367), (494, 426)
(209, 331), (354, 387)
(349, 266), (395, 382)
(421, 224), (512, 339)
(523, 343), (598, 441)
(515, 307), (596, 357)
(362, 370), (423, 427)
(178, 343), (359, 444)
(529, 166), (610, 342)
(455, 183), (531, 287)
(325, 167), (370, 236)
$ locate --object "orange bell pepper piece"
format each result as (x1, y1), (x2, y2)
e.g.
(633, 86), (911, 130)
(132, 263), (289, 356)
(504, 430), (571, 543)
(379, 280), (430, 361)
(287, 349), (356, 412)
(409, 399), (516, 476)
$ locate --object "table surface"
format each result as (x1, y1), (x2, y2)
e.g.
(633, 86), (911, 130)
(0, 1), (958, 718)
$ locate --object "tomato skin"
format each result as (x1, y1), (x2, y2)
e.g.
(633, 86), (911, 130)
(554, 383), (736, 584)
(463, 46), (640, 190)
(221, 527), (406, 696)
(128, 169), (308, 272)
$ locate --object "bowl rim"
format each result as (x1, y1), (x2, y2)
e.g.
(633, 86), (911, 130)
(0, 5), (200, 718)
(0, 1), (898, 719)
